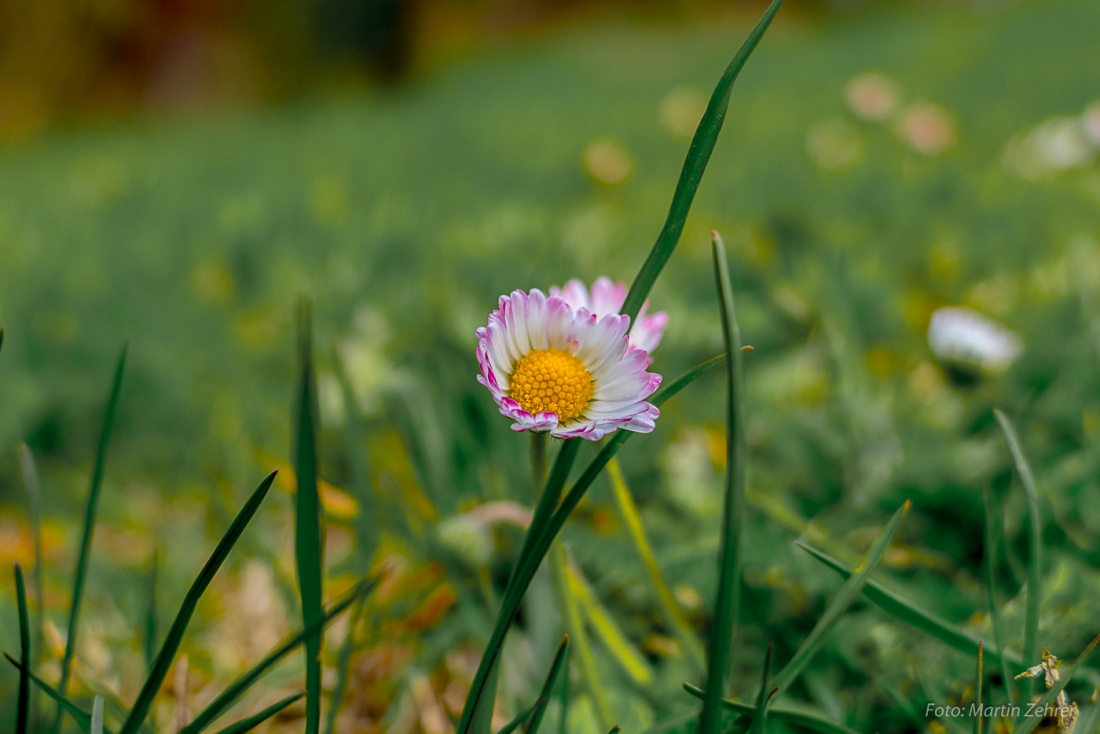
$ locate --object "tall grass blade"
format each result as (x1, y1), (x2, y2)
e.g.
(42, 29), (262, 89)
(566, 562), (652, 686)
(92, 696), (105, 734)
(981, 484), (1014, 706)
(798, 543), (1025, 670)
(17, 445), (45, 671)
(118, 470), (278, 734)
(216, 693), (304, 734)
(770, 501), (910, 694)
(5, 654), (94, 731)
(992, 408), (1042, 707)
(144, 550), (158, 671)
(55, 344), (127, 730)
(699, 231), (750, 734)
(323, 595), (364, 734)
(1013, 633), (1100, 734)
(973, 642), (983, 734)
(683, 683), (860, 734)
(15, 564), (31, 734)
(524, 636), (570, 734)
(620, 0), (784, 323)
(181, 577), (375, 734)
(294, 300), (325, 734)
(750, 643), (776, 734)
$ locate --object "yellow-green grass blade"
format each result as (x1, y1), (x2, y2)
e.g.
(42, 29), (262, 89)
(973, 642), (984, 734)
(992, 408), (1042, 708)
(981, 484), (1014, 707)
(5, 653), (96, 731)
(181, 576), (375, 734)
(215, 692), (304, 734)
(92, 696), (105, 734)
(797, 543), (1025, 671)
(15, 564), (31, 734)
(294, 300), (325, 734)
(523, 635), (569, 734)
(750, 644), (776, 734)
(770, 501), (910, 695)
(118, 470), (278, 734)
(458, 354), (727, 734)
(1013, 633), (1100, 734)
(619, 0), (784, 323)
(607, 458), (705, 675)
(566, 562), (652, 687)
(683, 683), (861, 734)
(55, 344), (127, 728)
(699, 232), (750, 734)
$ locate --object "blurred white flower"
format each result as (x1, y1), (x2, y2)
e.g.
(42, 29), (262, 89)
(1004, 116), (1094, 179)
(927, 307), (1023, 376)
(844, 72), (901, 122)
(1081, 101), (1100, 148)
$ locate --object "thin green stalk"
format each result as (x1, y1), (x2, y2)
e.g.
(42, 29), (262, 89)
(981, 484), (1014, 707)
(144, 550), (158, 671)
(750, 644), (776, 734)
(524, 636), (570, 734)
(15, 564), (31, 734)
(992, 409), (1042, 709)
(17, 444), (45, 685)
(91, 696), (105, 734)
(6, 654), (94, 731)
(973, 642), (983, 734)
(324, 596), (365, 734)
(216, 693), (304, 734)
(54, 345), (127, 734)
(607, 458), (705, 674)
(683, 683), (861, 734)
(699, 232), (749, 734)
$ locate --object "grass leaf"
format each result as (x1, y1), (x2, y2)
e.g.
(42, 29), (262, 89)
(992, 408), (1042, 707)
(981, 484), (1014, 708)
(323, 595), (365, 734)
(17, 444), (45, 681)
(523, 635), (570, 734)
(771, 500), (910, 694)
(55, 344), (127, 724)
(216, 693), (304, 734)
(620, 0), (784, 323)
(15, 564), (31, 734)
(181, 577), (375, 733)
(144, 550), (158, 671)
(973, 642), (983, 734)
(294, 299), (325, 734)
(92, 696), (105, 734)
(699, 231), (750, 734)
(5, 653), (94, 731)
(119, 470), (278, 734)
(1013, 633), (1100, 734)
(750, 643), (776, 734)
(683, 683), (860, 734)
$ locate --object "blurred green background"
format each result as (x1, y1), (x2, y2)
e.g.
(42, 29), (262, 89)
(1, 0), (1099, 730)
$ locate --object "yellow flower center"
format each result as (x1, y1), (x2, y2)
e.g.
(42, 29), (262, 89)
(509, 348), (594, 424)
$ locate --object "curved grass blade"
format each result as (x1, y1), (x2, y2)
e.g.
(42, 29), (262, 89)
(981, 484), (1014, 708)
(294, 300), (325, 734)
(699, 231), (749, 734)
(54, 344), (127, 731)
(620, 0), (784, 323)
(458, 355), (725, 734)
(5, 654), (94, 731)
(973, 642), (983, 734)
(15, 564), (31, 734)
(750, 644), (776, 734)
(323, 595), (365, 734)
(216, 692), (304, 734)
(683, 683), (860, 734)
(118, 470), (278, 734)
(992, 408), (1042, 708)
(797, 543), (1025, 671)
(770, 501), (910, 695)
(1013, 633), (1100, 734)
(92, 696), (105, 734)
(524, 636), (570, 734)
(181, 577), (375, 734)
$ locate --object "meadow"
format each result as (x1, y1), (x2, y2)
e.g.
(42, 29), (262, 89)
(1, 0), (1100, 731)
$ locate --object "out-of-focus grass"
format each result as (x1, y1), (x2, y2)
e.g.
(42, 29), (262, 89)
(1, 0), (1099, 729)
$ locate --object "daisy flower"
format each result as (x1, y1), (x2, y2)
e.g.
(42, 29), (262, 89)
(476, 288), (661, 440)
(550, 276), (669, 353)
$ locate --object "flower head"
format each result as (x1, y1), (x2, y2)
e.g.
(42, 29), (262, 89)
(550, 276), (669, 353)
(476, 288), (661, 440)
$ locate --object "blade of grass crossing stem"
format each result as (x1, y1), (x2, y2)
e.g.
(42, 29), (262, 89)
(1013, 633), (1100, 734)
(458, 355), (727, 734)
(54, 345), (126, 733)
(15, 564), (31, 734)
(92, 696), (105, 734)
(750, 644), (776, 734)
(557, 640), (569, 734)
(699, 232), (750, 734)
(144, 550), (158, 671)
(524, 636), (570, 734)
(973, 643), (984, 734)
(5, 654), (93, 730)
(118, 471), (277, 734)
(181, 577), (375, 734)
(17, 445), (45, 677)
(981, 484), (1015, 707)
(216, 693), (304, 734)
(620, 0), (783, 323)
(992, 409), (1042, 708)
(682, 684), (860, 734)
(797, 543), (1025, 671)
(323, 595), (365, 734)
(294, 301), (325, 734)
(770, 501), (910, 695)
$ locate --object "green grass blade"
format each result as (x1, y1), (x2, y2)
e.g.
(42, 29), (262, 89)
(55, 344), (127, 724)
(797, 543), (1025, 670)
(981, 484), (1014, 707)
(619, 0), (783, 323)
(15, 564), (31, 734)
(215, 692), (304, 734)
(0, 326), (4, 354)
(181, 577), (375, 734)
(294, 300), (325, 734)
(119, 470), (278, 734)
(750, 644), (776, 734)
(699, 231), (750, 734)
(1013, 633), (1100, 734)
(770, 501), (910, 694)
(323, 595), (364, 734)
(144, 550), (158, 671)
(523, 635), (570, 734)
(5, 653), (94, 731)
(973, 642), (983, 734)
(92, 696), (105, 734)
(992, 408), (1042, 707)
(17, 444), (46, 692)
(682, 683), (860, 734)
